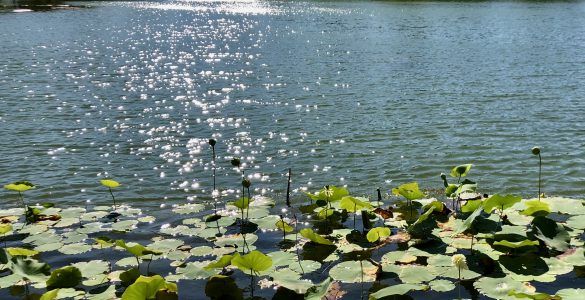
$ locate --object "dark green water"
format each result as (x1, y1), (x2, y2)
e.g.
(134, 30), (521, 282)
(1, 0), (585, 210)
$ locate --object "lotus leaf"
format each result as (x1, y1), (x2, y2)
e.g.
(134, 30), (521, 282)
(493, 239), (540, 249)
(300, 228), (334, 245)
(147, 238), (184, 253)
(0, 224), (12, 235)
(121, 275), (177, 300)
(215, 233), (258, 248)
(232, 197), (253, 209)
(71, 260), (109, 278)
(7, 247), (39, 257)
(172, 203), (204, 214)
(275, 219), (294, 233)
(556, 288), (585, 300)
(59, 243), (93, 255)
(4, 181), (35, 192)
(271, 268), (313, 293)
(368, 283), (426, 299)
(340, 196), (373, 212)
(483, 194), (522, 214)
(120, 268), (141, 286)
(450, 164), (472, 178)
(46, 266), (82, 289)
(329, 260), (377, 283)
(366, 227), (391, 243)
(521, 200), (551, 216)
(381, 251), (417, 265)
(231, 250), (273, 273)
(399, 265), (436, 283)
(540, 197), (585, 215)
(177, 261), (217, 280)
(205, 275), (243, 300)
(508, 290), (560, 300)
(289, 260), (321, 274)
(116, 240), (161, 257)
(474, 276), (534, 300)
(205, 254), (234, 269)
(305, 277), (333, 300)
(189, 246), (214, 257)
(566, 214), (585, 230)
(112, 220), (138, 231)
(40, 289), (59, 300)
(392, 182), (424, 201)
(10, 256), (51, 283)
(429, 279), (455, 292)
(99, 179), (120, 188)
(306, 185), (348, 202)
(532, 216), (570, 252)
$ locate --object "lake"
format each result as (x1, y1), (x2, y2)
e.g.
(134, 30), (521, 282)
(2, 0), (585, 299)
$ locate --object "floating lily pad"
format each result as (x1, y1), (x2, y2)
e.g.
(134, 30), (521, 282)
(71, 260), (109, 278)
(59, 243), (92, 255)
(474, 276), (533, 300)
(556, 288), (585, 300)
(177, 261), (217, 279)
(366, 227), (391, 243)
(369, 283), (426, 299)
(268, 251), (297, 268)
(520, 200), (551, 217)
(429, 279), (455, 292)
(111, 220), (138, 231)
(289, 260), (321, 274)
(272, 268), (314, 294)
(399, 265), (436, 284)
(329, 260), (377, 283)
(47, 266), (82, 289)
(147, 238), (184, 253)
(172, 203), (204, 214)
(190, 246), (214, 257)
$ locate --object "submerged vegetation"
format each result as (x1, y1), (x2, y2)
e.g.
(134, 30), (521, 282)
(1, 146), (585, 300)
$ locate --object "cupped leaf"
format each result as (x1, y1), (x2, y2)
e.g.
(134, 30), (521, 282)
(40, 289), (59, 300)
(300, 228), (334, 246)
(205, 275), (243, 300)
(450, 164), (472, 178)
(521, 200), (551, 217)
(392, 182), (424, 201)
(116, 240), (161, 257)
(99, 179), (120, 188)
(340, 196), (373, 213)
(453, 206), (483, 236)
(231, 250), (273, 273)
(232, 197), (253, 210)
(46, 266), (82, 290)
(483, 194), (522, 213)
(121, 275), (176, 300)
(366, 227), (391, 243)
(4, 181), (35, 192)
(275, 220), (294, 233)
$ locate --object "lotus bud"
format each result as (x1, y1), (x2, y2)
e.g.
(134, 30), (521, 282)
(532, 147), (540, 155)
(231, 158), (241, 167)
(242, 179), (251, 188)
(208, 139), (216, 146)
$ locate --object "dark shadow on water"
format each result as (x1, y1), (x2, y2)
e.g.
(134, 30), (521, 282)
(1, 0), (87, 12)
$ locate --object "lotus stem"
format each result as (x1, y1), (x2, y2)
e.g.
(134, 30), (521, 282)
(135, 257), (141, 274)
(293, 214), (304, 275)
(108, 188), (117, 210)
(246, 186), (251, 221)
(250, 270), (255, 298)
(538, 153), (542, 201)
(353, 203), (357, 230)
(377, 188), (381, 207)
(286, 168), (292, 207)
(146, 253), (153, 275)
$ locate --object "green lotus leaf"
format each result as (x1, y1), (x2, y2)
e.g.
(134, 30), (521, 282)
(381, 251), (418, 266)
(231, 250), (273, 273)
(558, 248), (585, 267)
(46, 266), (82, 290)
(121, 275), (176, 300)
(0, 274), (20, 289)
(99, 179), (120, 188)
(289, 260), (321, 274)
(520, 200), (551, 217)
(329, 260), (377, 283)
(299, 228), (334, 245)
(508, 290), (560, 300)
(410, 206), (436, 227)
(483, 194), (522, 214)
(461, 199), (483, 213)
(214, 234), (258, 248)
(392, 182), (424, 201)
(445, 184), (459, 197)
(429, 279), (455, 292)
(205, 254), (234, 269)
(23, 231), (61, 245)
(58, 243), (93, 255)
(369, 283), (426, 299)
(540, 197), (585, 215)
(251, 215), (280, 230)
(116, 257), (139, 267)
(310, 186), (349, 202)
(232, 197), (253, 209)
(474, 276), (533, 300)
(116, 240), (161, 257)
(18, 224), (49, 235)
(0, 224), (13, 235)
(71, 260), (109, 278)
(62, 231), (88, 244)
(177, 261), (217, 280)
(147, 239), (184, 253)
(120, 268), (141, 286)
(272, 268), (314, 293)
(450, 164), (472, 178)
(532, 216), (570, 252)
(112, 220), (139, 232)
(305, 277), (333, 300)
(275, 220), (294, 233)
(499, 255), (549, 279)
(556, 288), (585, 300)
(493, 239), (540, 249)
(172, 203), (204, 214)
(95, 236), (114, 248)
(87, 284), (117, 300)
(189, 246), (214, 257)
(7, 247), (39, 257)
(366, 227), (391, 243)
(268, 251), (297, 268)
(399, 265), (436, 283)
(205, 275), (243, 300)
(316, 207), (335, 220)
(340, 196), (373, 213)
(566, 214), (585, 230)
(40, 289), (59, 300)
(4, 181), (35, 192)
(11, 256), (51, 283)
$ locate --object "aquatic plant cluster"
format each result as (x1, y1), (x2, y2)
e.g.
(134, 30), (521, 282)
(1, 147), (584, 300)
